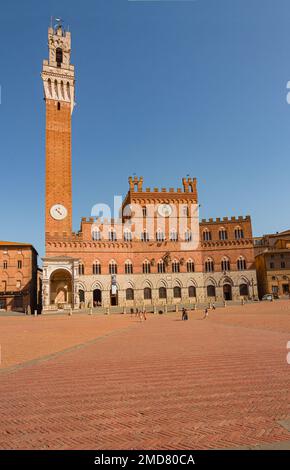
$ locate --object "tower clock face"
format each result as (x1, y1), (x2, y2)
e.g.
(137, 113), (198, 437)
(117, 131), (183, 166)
(50, 204), (68, 221)
(158, 204), (172, 218)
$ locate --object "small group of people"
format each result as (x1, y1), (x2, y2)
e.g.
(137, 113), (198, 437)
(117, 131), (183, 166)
(130, 307), (147, 322)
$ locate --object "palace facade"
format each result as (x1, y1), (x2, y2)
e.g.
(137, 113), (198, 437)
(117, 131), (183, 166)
(41, 23), (258, 312)
(0, 241), (39, 313)
(255, 230), (290, 298)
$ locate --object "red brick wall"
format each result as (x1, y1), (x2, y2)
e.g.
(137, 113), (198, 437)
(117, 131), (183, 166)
(45, 99), (72, 240)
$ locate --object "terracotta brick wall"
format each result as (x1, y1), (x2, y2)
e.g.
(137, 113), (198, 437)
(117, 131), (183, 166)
(45, 99), (72, 238)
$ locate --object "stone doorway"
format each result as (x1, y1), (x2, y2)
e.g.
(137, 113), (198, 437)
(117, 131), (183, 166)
(93, 289), (102, 307)
(223, 284), (232, 301)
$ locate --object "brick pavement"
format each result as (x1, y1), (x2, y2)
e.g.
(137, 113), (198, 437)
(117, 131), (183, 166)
(0, 314), (137, 370)
(0, 302), (290, 450)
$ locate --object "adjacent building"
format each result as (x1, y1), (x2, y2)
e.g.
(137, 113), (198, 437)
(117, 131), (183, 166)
(40, 23), (258, 312)
(0, 242), (39, 312)
(255, 230), (290, 298)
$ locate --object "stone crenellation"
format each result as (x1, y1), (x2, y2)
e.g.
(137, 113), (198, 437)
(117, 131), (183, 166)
(128, 176), (198, 195)
(200, 216), (251, 224)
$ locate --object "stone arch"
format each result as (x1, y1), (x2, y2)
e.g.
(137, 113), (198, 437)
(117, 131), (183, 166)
(219, 276), (234, 287)
(126, 280), (135, 289)
(78, 281), (87, 291)
(142, 279), (153, 289)
(187, 278), (197, 287)
(157, 278), (168, 288)
(238, 276), (250, 286)
(50, 269), (73, 308)
(91, 280), (104, 291)
(205, 277), (217, 287)
(173, 278), (183, 288)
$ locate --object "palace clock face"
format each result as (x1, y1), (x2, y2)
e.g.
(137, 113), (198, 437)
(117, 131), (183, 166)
(158, 204), (172, 218)
(50, 204), (68, 221)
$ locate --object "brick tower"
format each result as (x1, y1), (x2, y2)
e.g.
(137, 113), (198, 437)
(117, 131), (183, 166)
(41, 21), (75, 246)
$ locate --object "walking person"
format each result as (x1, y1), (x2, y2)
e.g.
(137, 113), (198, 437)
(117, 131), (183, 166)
(182, 307), (186, 321)
(203, 307), (209, 319)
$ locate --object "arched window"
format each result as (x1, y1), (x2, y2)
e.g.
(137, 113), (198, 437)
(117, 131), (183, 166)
(126, 288), (134, 300)
(187, 260), (195, 273)
(172, 260), (180, 273)
(79, 289), (85, 303)
(173, 286), (182, 298)
(79, 264), (85, 276)
(221, 257), (230, 272)
(123, 229), (132, 242)
(143, 260), (151, 274)
(156, 229), (165, 242)
(203, 229), (212, 241)
(144, 287), (152, 300)
(188, 286), (196, 298)
(54, 80), (58, 98)
(159, 287), (167, 299)
(239, 283), (249, 296)
(47, 78), (52, 96)
(170, 229), (178, 242)
(66, 82), (71, 99)
(141, 230), (149, 242)
(56, 47), (63, 66)
(157, 260), (166, 273)
(93, 261), (101, 275)
(125, 261), (133, 274)
(109, 261), (117, 274)
(60, 81), (65, 99)
(108, 229), (117, 241)
(219, 228), (228, 241)
(3, 261), (8, 270)
(205, 259), (214, 273)
(57, 101), (61, 111)
(92, 228), (101, 241)
(237, 256), (246, 271)
(185, 230), (192, 242)
(235, 227), (244, 240)
(207, 285), (216, 297)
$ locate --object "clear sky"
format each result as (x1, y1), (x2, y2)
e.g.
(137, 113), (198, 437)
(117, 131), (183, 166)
(0, 0), (290, 260)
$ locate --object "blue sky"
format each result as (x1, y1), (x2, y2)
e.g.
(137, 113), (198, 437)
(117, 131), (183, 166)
(0, 0), (290, 259)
